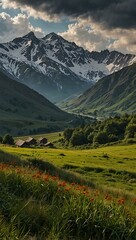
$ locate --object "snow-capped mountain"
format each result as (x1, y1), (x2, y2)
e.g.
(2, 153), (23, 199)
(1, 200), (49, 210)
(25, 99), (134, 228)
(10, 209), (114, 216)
(0, 32), (135, 102)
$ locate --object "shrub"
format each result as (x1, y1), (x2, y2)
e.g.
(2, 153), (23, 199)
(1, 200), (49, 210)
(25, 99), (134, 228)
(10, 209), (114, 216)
(70, 131), (88, 146)
(2, 134), (14, 145)
(63, 128), (74, 141)
(94, 131), (109, 144)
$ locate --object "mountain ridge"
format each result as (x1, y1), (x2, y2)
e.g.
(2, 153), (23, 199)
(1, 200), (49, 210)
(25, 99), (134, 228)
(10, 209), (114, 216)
(0, 32), (135, 102)
(0, 69), (72, 135)
(64, 63), (136, 116)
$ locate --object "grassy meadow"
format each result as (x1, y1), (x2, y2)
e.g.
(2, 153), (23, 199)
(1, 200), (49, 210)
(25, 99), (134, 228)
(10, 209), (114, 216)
(0, 133), (136, 239)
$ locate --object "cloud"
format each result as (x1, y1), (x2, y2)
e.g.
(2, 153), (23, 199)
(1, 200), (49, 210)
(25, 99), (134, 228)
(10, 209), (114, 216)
(59, 19), (136, 54)
(0, 12), (44, 43)
(0, 0), (135, 54)
(0, 0), (60, 22)
(1, 0), (136, 29)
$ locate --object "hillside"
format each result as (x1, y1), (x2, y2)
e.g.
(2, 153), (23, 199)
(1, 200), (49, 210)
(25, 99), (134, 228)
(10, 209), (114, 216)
(0, 70), (72, 135)
(0, 32), (135, 102)
(65, 63), (136, 116)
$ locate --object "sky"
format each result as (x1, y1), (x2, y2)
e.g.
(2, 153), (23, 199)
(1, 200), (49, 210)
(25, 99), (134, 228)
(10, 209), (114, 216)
(0, 0), (136, 54)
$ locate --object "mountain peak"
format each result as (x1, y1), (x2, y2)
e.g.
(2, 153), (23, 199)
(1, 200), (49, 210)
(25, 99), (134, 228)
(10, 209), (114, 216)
(23, 31), (36, 40)
(42, 32), (64, 42)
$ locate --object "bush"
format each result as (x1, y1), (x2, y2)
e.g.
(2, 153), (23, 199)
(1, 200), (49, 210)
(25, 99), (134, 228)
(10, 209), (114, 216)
(63, 128), (74, 141)
(70, 131), (88, 146)
(125, 124), (136, 138)
(3, 134), (14, 145)
(94, 131), (109, 144)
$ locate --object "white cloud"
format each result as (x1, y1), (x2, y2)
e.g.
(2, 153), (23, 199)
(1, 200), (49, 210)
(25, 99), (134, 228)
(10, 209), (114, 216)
(59, 19), (136, 55)
(1, 0), (136, 54)
(0, 12), (44, 43)
(0, 0), (60, 22)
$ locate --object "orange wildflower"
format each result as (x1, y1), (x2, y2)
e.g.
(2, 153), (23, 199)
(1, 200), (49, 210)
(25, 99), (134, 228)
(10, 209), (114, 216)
(58, 181), (67, 187)
(118, 198), (125, 204)
(105, 194), (112, 201)
(71, 182), (76, 186)
(65, 187), (71, 191)
(44, 175), (49, 181)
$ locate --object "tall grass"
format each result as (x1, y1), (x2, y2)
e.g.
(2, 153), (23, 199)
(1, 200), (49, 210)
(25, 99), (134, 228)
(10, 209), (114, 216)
(0, 150), (136, 240)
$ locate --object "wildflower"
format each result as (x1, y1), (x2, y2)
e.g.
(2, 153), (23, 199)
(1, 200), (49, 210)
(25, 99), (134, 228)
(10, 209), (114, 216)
(65, 187), (71, 191)
(83, 191), (89, 196)
(105, 194), (112, 201)
(44, 175), (49, 181)
(58, 181), (67, 187)
(71, 182), (76, 186)
(90, 198), (94, 202)
(51, 176), (58, 181)
(118, 198), (125, 204)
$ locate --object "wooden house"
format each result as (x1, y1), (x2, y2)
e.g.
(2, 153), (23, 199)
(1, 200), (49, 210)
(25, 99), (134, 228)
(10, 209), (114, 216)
(44, 142), (54, 148)
(38, 137), (48, 145)
(16, 139), (28, 148)
(26, 137), (37, 146)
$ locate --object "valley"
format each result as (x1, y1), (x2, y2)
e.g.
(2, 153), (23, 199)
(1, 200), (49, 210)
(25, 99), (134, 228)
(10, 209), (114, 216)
(0, 30), (136, 240)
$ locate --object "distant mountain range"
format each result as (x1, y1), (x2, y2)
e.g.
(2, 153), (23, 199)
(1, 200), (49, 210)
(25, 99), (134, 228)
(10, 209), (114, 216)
(64, 63), (136, 116)
(0, 69), (72, 135)
(0, 32), (135, 103)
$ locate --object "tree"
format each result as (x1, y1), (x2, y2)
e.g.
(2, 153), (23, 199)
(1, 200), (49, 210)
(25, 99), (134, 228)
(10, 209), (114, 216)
(94, 131), (109, 144)
(125, 124), (136, 138)
(70, 130), (88, 146)
(0, 136), (3, 143)
(3, 134), (14, 145)
(88, 133), (94, 144)
(63, 128), (74, 142)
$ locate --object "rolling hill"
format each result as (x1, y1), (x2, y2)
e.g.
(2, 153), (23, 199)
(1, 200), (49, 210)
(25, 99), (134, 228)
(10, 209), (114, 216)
(63, 63), (136, 117)
(0, 69), (73, 135)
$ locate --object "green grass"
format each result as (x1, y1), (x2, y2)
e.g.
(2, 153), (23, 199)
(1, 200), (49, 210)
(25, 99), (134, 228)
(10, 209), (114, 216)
(0, 138), (136, 239)
(0, 150), (136, 239)
(1, 143), (136, 198)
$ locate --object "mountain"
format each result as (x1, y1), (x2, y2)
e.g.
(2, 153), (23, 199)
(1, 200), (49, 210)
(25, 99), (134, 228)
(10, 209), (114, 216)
(0, 69), (73, 135)
(64, 63), (136, 117)
(0, 32), (136, 102)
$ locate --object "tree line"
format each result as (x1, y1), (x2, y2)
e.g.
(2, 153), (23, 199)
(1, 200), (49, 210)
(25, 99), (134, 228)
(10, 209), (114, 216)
(63, 114), (136, 147)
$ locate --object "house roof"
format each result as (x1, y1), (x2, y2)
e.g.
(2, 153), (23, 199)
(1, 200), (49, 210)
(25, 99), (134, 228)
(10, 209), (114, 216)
(26, 137), (36, 142)
(16, 139), (27, 147)
(44, 142), (53, 146)
(38, 137), (47, 141)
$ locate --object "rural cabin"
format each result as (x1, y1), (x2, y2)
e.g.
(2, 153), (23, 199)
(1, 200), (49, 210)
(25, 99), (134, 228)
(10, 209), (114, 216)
(16, 139), (28, 148)
(44, 142), (54, 148)
(26, 137), (37, 146)
(38, 137), (48, 145)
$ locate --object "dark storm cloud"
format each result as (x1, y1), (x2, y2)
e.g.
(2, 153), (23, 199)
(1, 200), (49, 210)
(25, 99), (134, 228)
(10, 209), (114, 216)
(12, 0), (136, 29)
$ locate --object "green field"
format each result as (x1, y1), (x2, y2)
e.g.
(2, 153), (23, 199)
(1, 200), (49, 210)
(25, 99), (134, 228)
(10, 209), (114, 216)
(1, 143), (136, 197)
(0, 137), (136, 239)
